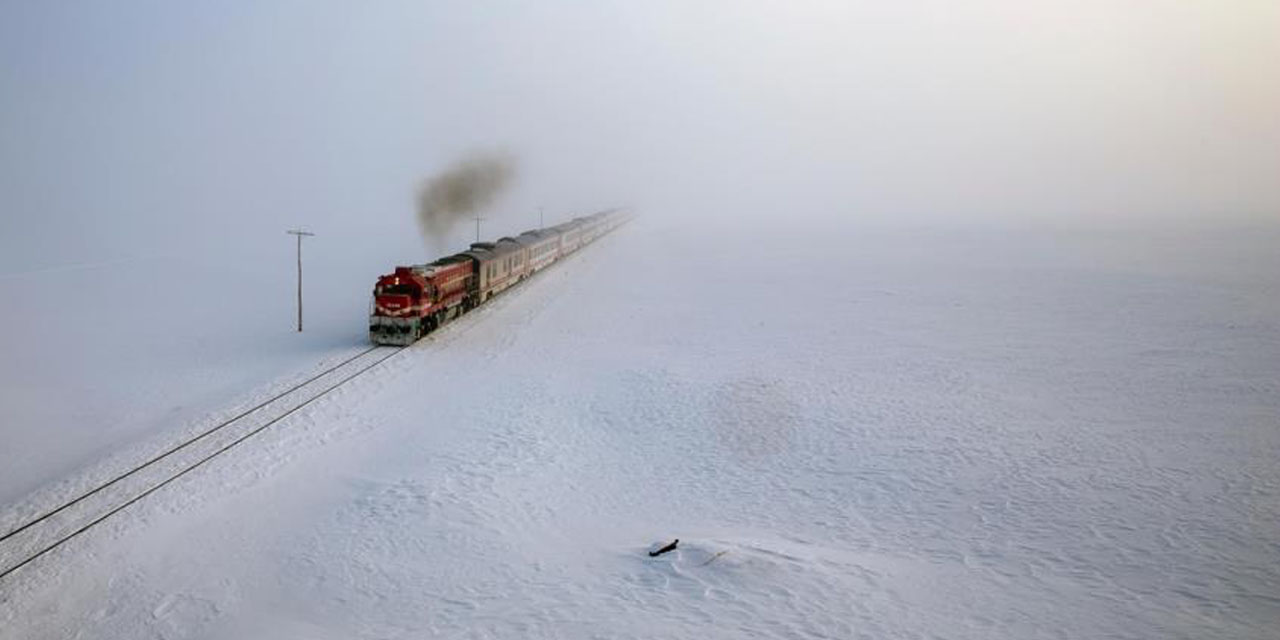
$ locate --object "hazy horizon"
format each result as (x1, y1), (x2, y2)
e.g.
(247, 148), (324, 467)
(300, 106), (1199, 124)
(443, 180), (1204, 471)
(2, 0), (1277, 273)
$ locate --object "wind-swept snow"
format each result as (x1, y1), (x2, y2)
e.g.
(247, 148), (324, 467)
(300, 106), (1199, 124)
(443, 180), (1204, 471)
(2, 220), (1279, 639)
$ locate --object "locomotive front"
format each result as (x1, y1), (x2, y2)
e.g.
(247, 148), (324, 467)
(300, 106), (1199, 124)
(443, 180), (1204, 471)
(370, 266), (429, 345)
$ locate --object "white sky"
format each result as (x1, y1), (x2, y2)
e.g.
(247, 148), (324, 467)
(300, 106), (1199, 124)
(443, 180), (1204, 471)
(1, 1), (1277, 271)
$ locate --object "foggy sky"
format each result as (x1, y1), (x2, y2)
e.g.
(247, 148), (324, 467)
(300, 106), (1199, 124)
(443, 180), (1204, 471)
(1, 0), (1277, 272)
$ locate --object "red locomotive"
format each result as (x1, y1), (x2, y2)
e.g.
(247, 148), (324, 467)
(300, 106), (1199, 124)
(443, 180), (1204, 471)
(370, 209), (627, 345)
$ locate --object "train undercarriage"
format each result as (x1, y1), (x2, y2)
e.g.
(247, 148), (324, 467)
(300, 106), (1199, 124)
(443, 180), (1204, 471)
(369, 300), (471, 346)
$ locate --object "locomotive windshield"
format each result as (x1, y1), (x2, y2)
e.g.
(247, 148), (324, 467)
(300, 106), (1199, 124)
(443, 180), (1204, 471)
(377, 284), (417, 297)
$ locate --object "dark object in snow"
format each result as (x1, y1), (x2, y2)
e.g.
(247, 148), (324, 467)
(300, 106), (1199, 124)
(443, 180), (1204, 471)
(700, 550), (729, 566)
(649, 539), (679, 557)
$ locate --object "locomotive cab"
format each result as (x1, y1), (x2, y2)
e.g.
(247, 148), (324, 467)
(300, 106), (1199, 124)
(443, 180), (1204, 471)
(370, 267), (428, 345)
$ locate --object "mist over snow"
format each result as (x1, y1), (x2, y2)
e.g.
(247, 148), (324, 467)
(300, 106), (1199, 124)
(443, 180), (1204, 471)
(1, 1), (1278, 639)
(1, 0), (1277, 267)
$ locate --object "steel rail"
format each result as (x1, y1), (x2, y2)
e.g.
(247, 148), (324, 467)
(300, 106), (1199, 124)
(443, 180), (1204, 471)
(0, 345), (384, 545)
(0, 345), (404, 582)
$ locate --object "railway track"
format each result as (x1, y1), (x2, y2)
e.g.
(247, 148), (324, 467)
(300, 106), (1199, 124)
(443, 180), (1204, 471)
(0, 344), (404, 582)
(0, 215), (630, 586)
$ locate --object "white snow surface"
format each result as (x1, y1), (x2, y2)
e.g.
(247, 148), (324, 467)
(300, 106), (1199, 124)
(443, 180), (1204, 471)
(0, 247), (376, 506)
(2, 219), (1279, 639)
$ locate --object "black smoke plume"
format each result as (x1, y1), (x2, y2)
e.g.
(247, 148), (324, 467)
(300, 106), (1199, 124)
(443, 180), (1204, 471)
(417, 153), (517, 248)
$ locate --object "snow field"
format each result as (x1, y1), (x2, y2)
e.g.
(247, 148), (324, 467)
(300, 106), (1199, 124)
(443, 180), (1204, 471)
(0, 249), (379, 507)
(3, 220), (1279, 638)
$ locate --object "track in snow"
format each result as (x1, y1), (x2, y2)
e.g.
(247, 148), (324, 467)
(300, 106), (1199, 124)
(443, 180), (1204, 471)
(0, 219), (629, 588)
(0, 345), (403, 582)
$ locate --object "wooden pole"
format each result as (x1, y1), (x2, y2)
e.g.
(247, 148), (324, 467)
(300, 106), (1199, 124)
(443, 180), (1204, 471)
(287, 229), (315, 332)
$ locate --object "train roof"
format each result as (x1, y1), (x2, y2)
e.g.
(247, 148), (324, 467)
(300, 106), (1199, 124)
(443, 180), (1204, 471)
(548, 220), (584, 233)
(389, 208), (625, 274)
(429, 254), (471, 267)
(395, 253), (471, 279)
(460, 240), (520, 262)
(516, 229), (557, 244)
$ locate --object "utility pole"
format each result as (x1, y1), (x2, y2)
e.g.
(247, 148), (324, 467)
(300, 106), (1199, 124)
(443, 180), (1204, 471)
(286, 229), (314, 332)
(473, 216), (486, 243)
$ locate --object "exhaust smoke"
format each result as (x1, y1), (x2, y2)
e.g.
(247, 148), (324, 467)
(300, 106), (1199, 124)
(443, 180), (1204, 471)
(416, 153), (517, 250)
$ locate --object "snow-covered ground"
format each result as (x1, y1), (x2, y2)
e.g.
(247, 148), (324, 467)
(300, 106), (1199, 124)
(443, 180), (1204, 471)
(2, 218), (1279, 639)
(0, 244), (383, 506)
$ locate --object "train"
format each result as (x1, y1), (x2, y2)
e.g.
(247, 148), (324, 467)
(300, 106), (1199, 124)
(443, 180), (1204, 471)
(369, 208), (629, 345)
